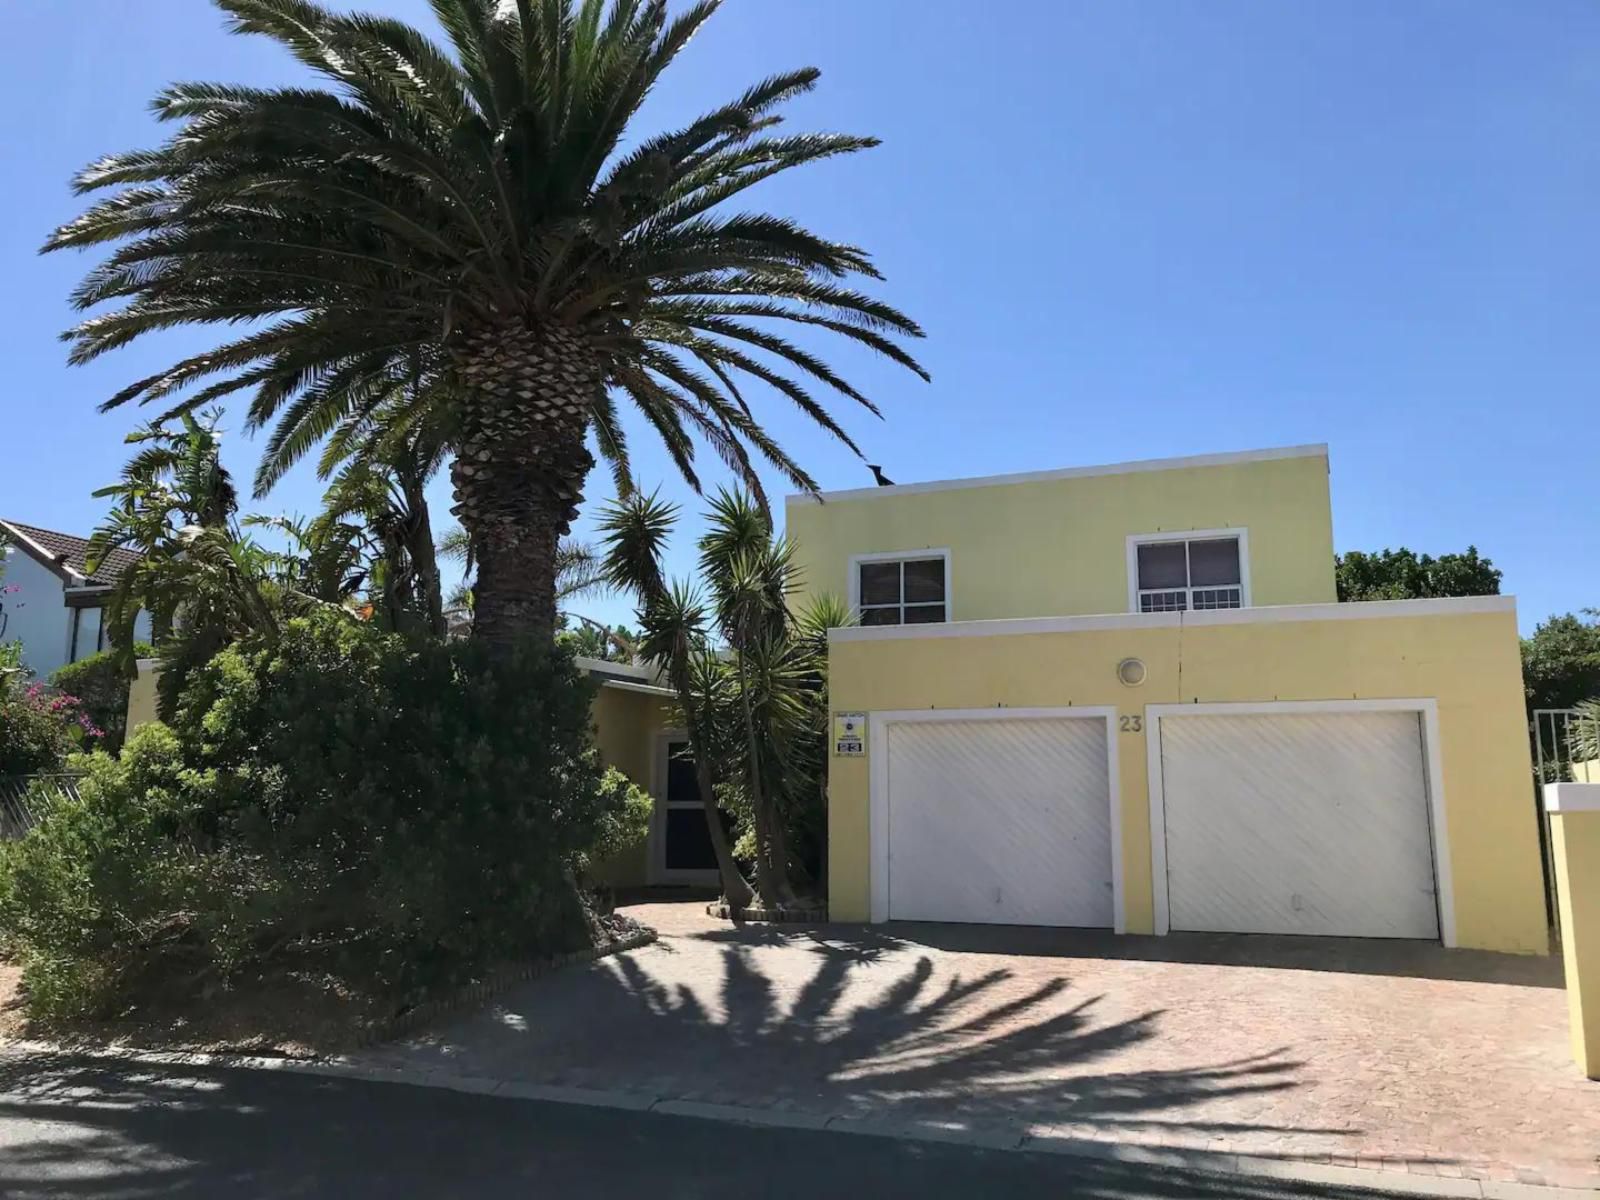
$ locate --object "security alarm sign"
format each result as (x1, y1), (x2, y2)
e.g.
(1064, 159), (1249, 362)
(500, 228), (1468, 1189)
(833, 712), (866, 756)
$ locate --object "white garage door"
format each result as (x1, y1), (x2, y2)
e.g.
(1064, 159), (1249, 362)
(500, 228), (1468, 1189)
(886, 716), (1113, 927)
(1158, 710), (1440, 939)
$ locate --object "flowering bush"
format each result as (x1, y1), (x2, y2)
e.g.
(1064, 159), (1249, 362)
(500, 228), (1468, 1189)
(50, 648), (145, 755)
(0, 685), (104, 775)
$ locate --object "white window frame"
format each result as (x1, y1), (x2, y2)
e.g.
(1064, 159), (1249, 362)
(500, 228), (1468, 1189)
(1125, 528), (1251, 614)
(848, 548), (952, 625)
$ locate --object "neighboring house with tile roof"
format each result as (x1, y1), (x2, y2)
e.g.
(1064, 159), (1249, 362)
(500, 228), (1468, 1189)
(0, 519), (151, 679)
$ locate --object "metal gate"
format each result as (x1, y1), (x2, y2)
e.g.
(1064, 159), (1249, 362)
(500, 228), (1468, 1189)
(1531, 708), (1585, 926)
(0, 774), (81, 840)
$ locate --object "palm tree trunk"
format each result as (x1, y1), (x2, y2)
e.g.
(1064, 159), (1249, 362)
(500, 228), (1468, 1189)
(450, 322), (597, 651)
(738, 657), (795, 908)
(403, 472), (446, 638)
(666, 656), (756, 910)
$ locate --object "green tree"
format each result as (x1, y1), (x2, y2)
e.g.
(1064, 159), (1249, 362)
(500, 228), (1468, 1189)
(1335, 546), (1502, 602)
(558, 618), (637, 662)
(47, 0), (927, 651)
(87, 411), (335, 712)
(1522, 610), (1600, 713)
(87, 409), (246, 659)
(262, 422), (450, 637)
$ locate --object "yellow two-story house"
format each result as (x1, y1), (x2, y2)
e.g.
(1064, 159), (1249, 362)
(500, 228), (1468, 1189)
(788, 444), (1547, 955)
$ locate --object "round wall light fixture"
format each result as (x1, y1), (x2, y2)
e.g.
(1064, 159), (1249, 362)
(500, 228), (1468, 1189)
(1117, 657), (1147, 687)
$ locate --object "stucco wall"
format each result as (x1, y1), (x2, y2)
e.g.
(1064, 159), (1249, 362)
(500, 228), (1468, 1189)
(126, 659), (161, 736)
(827, 598), (1545, 955)
(1, 549), (69, 678)
(786, 447), (1336, 619)
(1549, 799), (1600, 1076)
(588, 683), (674, 888)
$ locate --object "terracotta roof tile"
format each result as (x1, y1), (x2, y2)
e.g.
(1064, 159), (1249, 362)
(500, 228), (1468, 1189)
(0, 520), (142, 587)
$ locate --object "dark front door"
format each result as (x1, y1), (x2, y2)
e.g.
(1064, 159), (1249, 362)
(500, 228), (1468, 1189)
(663, 740), (716, 871)
(662, 739), (737, 875)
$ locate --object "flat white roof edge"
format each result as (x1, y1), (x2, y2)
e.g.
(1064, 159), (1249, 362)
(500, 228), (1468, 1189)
(827, 594), (1516, 644)
(598, 678), (676, 698)
(574, 655), (657, 681)
(788, 444), (1329, 505)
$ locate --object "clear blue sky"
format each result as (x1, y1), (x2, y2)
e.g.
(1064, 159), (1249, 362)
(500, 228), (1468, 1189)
(3, 1), (1596, 633)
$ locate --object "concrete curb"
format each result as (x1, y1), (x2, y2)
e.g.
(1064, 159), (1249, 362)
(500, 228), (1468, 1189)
(2, 1039), (1593, 1198)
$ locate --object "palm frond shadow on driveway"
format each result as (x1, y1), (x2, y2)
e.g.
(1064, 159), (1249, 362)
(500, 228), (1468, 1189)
(609, 940), (1311, 1134)
(392, 927), (1337, 1146)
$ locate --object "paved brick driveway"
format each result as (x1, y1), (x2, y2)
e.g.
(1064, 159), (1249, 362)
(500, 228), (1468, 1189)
(367, 899), (1600, 1189)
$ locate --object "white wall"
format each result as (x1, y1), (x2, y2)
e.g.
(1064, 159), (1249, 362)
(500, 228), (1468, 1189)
(1, 547), (70, 679)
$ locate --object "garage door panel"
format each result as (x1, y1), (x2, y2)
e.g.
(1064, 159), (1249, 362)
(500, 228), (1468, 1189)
(1161, 711), (1439, 939)
(887, 717), (1112, 927)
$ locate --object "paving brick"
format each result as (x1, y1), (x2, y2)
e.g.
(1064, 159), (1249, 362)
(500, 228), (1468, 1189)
(357, 899), (1600, 1187)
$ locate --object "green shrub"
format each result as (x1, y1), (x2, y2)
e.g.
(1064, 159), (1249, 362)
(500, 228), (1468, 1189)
(50, 646), (149, 755)
(0, 725), (228, 1018)
(0, 609), (624, 1020)
(580, 768), (653, 883)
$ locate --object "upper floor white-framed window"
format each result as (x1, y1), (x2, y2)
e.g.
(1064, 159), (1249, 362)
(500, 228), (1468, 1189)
(68, 605), (106, 662)
(849, 549), (951, 626)
(1126, 529), (1250, 613)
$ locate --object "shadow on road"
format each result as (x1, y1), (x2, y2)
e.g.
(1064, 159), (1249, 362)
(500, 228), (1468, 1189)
(0, 1053), (1393, 1199)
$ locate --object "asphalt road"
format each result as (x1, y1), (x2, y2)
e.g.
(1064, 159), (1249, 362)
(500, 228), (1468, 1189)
(0, 1051), (1388, 1199)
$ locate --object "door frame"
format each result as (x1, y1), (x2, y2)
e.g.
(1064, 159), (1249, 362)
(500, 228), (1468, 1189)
(868, 707), (1124, 931)
(648, 728), (721, 887)
(1144, 698), (1456, 946)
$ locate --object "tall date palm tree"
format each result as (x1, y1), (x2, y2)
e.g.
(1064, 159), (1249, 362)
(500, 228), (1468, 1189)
(46, 0), (926, 650)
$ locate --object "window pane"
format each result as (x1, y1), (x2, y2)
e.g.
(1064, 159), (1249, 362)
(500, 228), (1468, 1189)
(73, 607), (103, 662)
(666, 742), (700, 805)
(665, 809), (718, 870)
(860, 605), (901, 626)
(1140, 591), (1187, 613)
(1136, 542), (1188, 589)
(903, 604), (946, 624)
(1191, 587), (1242, 610)
(902, 557), (945, 603)
(1188, 538), (1241, 587)
(859, 561), (902, 607)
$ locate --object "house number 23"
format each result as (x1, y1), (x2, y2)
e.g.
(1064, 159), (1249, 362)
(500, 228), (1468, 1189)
(1119, 715), (1143, 733)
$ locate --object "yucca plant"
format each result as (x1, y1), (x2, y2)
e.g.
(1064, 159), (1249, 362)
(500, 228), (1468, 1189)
(1572, 700), (1600, 767)
(47, 0), (926, 651)
(600, 487), (843, 909)
(599, 491), (753, 905)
